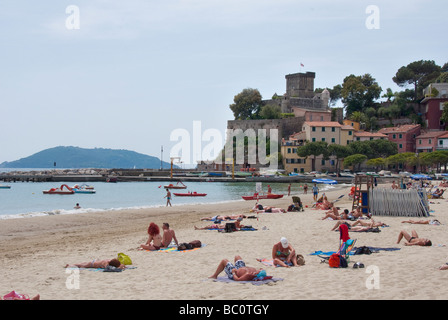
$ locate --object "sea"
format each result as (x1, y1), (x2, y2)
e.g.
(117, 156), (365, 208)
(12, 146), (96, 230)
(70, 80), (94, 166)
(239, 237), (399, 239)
(0, 168), (341, 219)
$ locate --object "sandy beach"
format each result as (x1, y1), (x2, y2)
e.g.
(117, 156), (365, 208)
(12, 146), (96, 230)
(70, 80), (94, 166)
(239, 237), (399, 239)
(1, 183), (448, 301)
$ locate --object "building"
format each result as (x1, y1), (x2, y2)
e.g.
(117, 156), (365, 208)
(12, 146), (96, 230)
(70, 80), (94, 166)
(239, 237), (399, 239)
(415, 131), (447, 153)
(353, 131), (387, 142)
(343, 119), (361, 131)
(420, 83), (448, 130)
(378, 124), (421, 153)
(281, 133), (311, 174)
(436, 132), (448, 151)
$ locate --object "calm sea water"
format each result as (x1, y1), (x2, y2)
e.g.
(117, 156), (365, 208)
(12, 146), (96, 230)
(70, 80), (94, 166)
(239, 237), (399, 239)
(0, 179), (341, 219)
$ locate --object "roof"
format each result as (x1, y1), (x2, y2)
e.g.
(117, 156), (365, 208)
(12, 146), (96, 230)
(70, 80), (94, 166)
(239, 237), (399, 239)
(437, 132), (448, 139)
(354, 131), (387, 137)
(378, 124), (421, 134)
(415, 131), (448, 139)
(341, 125), (355, 130)
(303, 121), (342, 127)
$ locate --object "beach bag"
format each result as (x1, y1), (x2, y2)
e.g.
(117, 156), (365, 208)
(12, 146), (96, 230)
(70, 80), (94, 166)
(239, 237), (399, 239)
(225, 222), (236, 233)
(328, 253), (340, 268)
(354, 246), (372, 255)
(296, 254), (305, 266)
(118, 252), (132, 265)
(339, 255), (348, 268)
(189, 240), (202, 248)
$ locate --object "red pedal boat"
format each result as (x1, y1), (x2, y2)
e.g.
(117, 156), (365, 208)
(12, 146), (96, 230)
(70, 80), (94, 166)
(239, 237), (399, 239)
(43, 184), (75, 195)
(242, 193), (284, 200)
(173, 192), (207, 197)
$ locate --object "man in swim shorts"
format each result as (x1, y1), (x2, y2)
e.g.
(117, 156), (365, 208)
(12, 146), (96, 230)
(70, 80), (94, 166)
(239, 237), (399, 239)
(209, 255), (264, 281)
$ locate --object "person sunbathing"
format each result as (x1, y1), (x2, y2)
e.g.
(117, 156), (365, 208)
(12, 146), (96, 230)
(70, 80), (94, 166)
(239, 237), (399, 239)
(140, 222), (164, 251)
(209, 255), (264, 281)
(272, 237), (299, 267)
(65, 258), (125, 269)
(201, 214), (246, 221)
(330, 219), (384, 232)
(401, 219), (441, 225)
(397, 230), (432, 246)
(195, 218), (244, 230)
(252, 206), (286, 213)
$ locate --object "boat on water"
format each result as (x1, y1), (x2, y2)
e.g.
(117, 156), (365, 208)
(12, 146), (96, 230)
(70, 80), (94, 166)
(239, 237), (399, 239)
(242, 193), (284, 200)
(312, 178), (338, 185)
(0, 184), (11, 189)
(72, 184), (96, 194)
(164, 181), (187, 189)
(173, 191), (207, 197)
(43, 184), (75, 194)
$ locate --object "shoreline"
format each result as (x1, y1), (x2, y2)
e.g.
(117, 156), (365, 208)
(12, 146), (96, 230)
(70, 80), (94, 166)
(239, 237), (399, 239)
(2, 183), (448, 300)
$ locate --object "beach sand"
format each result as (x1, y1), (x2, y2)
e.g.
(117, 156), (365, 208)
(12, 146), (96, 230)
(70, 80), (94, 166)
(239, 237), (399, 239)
(1, 183), (448, 300)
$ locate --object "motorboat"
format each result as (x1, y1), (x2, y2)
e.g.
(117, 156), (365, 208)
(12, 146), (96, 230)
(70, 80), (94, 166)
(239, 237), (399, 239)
(0, 184), (11, 189)
(43, 184), (75, 194)
(242, 193), (284, 200)
(72, 184), (96, 194)
(173, 192), (207, 197)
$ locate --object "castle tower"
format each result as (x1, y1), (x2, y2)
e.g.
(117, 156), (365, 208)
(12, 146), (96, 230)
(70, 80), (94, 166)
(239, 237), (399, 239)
(321, 88), (330, 107)
(285, 72), (315, 98)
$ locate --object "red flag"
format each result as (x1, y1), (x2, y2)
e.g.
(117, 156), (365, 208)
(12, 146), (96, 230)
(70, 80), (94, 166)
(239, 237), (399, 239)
(300, 63), (304, 67)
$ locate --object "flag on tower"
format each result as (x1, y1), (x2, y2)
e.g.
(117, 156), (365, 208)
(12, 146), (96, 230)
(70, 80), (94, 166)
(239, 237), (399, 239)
(300, 63), (304, 67)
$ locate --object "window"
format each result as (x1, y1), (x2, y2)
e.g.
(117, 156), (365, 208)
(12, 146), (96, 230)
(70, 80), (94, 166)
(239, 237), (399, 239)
(321, 138), (326, 142)
(429, 139), (432, 144)
(348, 131), (352, 135)
(331, 138), (335, 143)
(287, 148), (291, 154)
(322, 127), (326, 132)
(399, 144), (403, 149)
(399, 134), (402, 139)
(419, 139), (422, 145)
(312, 127), (316, 132)
(320, 116), (324, 121)
(393, 134), (396, 139)
(321, 160), (325, 165)
(331, 127), (335, 132)
(312, 138), (316, 142)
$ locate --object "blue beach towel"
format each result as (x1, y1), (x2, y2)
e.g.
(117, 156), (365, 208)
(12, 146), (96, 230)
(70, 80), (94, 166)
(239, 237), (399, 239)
(211, 276), (283, 286)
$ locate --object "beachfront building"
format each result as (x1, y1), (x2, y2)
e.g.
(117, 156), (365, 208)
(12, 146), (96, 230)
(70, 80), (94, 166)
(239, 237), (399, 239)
(378, 124), (421, 153)
(416, 131), (448, 153)
(436, 132), (448, 151)
(281, 121), (355, 173)
(353, 131), (387, 142)
(420, 83), (448, 131)
(343, 119), (361, 131)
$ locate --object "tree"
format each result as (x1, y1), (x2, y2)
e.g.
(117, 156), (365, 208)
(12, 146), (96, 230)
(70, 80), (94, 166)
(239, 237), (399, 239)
(327, 144), (352, 174)
(367, 139), (398, 158)
(392, 60), (442, 101)
(259, 104), (281, 119)
(341, 74), (382, 116)
(229, 88), (263, 120)
(343, 154), (367, 172)
(296, 141), (329, 172)
(440, 102), (448, 130)
(366, 158), (386, 172)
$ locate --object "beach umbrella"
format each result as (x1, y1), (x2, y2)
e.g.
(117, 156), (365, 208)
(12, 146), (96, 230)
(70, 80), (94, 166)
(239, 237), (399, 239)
(410, 174), (431, 180)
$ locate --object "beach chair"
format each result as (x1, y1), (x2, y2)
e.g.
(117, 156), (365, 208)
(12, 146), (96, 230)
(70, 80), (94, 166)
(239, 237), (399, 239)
(429, 189), (444, 199)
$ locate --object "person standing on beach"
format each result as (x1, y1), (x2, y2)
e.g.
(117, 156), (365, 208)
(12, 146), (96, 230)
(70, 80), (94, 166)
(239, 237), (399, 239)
(312, 183), (319, 201)
(288, 184), (291, 196)
(165, 189), (172, 207)
(303, 184), (308, 194)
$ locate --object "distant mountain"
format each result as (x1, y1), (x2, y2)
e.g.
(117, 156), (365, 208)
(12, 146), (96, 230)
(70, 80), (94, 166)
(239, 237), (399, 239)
(0, 146), (174, 169)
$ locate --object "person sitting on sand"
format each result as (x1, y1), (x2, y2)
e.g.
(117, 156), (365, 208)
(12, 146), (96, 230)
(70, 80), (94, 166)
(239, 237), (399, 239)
(195, 217), (245, 230)
(316, 196), (332, 210)
(321, 207), (345, 220)
(401, 219), (441, 225)
(162, 222), (179, 247)
(397, 230), (432, 246)
(65, 258), (125, 269)
(209, 255), (264, 281)
(140, 222), (164, 250)
(272, 237), (299, 267)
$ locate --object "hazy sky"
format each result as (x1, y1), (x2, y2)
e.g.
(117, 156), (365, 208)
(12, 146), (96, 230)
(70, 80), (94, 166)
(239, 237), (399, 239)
(0, 0), (446, 166)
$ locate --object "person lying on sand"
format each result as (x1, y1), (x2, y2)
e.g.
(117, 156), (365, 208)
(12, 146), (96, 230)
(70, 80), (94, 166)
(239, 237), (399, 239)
(439, 264), (448, 270)
(255, 206), (286, 213)
(401, 219), (441, 225)
(200, 214), (246, 221)
(65, 258), (125, 269)
(330, 219), (387, 232)
(195, 218), (244, 230)
(209, 255), (264, 281)
(397, 230), (432, 246)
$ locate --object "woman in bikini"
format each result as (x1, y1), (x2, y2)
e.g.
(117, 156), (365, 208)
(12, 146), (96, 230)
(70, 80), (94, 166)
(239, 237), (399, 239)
(397, 229), (432, 246)
(272, 237), (298, 267)
(140, 222), (164, 250)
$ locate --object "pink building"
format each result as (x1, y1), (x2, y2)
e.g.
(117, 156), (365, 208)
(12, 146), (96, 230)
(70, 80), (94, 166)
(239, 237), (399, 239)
(378, 124), (421, 153)
(415, 131), (447, 153)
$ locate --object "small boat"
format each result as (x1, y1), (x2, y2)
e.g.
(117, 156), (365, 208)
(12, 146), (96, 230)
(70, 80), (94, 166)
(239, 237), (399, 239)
(173, 192), (207, 197)
(0, 184), (11, 189)
(242, 193), (284, 200)
(72, 184), (96, 194)
(106, 177), (117, 183)
(164, 182), (187, 189)
(312, 178), (338, 185)
(43, 184), (75, 194)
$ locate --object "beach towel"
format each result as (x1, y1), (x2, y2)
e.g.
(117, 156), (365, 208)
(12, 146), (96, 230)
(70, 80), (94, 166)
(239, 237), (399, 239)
(148, 244), (207, 253)
(310, 250), (355, 256)
(211, 276), (283, 286)
(66, 266), (137, 272)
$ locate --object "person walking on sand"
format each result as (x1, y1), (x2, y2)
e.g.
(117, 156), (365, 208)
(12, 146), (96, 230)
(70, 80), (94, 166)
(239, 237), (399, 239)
(165, 189), (172, 207)
(162, 222), (178, 247)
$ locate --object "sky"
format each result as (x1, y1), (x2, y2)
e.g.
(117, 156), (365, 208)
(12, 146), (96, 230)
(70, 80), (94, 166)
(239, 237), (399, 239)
(0, 0), (446, 167)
